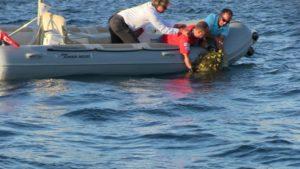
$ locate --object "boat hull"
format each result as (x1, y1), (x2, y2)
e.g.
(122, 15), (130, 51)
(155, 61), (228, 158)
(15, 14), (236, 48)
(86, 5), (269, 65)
(0, 44), (206, 80)
(0, 21), (256, 80)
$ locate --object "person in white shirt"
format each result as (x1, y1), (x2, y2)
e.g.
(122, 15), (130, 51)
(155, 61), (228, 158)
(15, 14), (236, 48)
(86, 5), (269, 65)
(108, 0), (184, 43)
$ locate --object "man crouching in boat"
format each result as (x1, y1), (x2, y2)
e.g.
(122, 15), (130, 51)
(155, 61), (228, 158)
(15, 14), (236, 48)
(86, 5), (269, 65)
(0, 29), (20, 48)
(108, 0), (186, 43)
(204, 8), (233, 51)
(160, 21), (209, 71)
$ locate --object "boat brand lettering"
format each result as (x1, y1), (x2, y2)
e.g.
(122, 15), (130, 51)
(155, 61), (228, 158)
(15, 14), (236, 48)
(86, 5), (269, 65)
(58, 53), (92, 59)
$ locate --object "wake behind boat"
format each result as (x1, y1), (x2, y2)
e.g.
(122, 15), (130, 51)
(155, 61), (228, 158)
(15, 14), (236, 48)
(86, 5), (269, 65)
(0, 0), (258, 81)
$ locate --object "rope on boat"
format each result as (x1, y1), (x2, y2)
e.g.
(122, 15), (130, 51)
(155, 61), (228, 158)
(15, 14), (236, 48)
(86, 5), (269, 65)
(9, 17), (38, 37)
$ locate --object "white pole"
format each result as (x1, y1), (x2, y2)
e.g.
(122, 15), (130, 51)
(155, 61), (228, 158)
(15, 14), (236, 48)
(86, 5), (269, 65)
(9, 17), (38, 37)
(36, 0), (45, 45)
(37, 0), (44, 26)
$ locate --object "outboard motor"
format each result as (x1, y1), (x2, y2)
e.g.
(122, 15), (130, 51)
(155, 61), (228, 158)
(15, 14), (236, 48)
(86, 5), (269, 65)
(246, 46), (255, 57)
(252, 32), (259, 42)
(246, 31), (259, 57)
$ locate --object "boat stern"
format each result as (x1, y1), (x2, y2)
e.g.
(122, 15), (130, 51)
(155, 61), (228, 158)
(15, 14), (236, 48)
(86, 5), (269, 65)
(0, 46), (41, 81)
(0, 47), (10, 80)
(246, 30), (259, 57)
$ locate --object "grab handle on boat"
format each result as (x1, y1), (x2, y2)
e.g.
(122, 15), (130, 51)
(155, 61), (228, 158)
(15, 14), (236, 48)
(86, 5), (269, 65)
(25, 53), (42, 59)
(161, 51), (179, 57)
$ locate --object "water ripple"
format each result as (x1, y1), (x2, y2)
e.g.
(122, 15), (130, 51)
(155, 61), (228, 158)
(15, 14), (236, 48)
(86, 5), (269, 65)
(0, 129), (17, 137)
(174, 103), (224, 112)
(0, 0), (299, 168)
(5, 121), (47, 131)
(141, 132), (215, 142)
(62, 108), (130, 122)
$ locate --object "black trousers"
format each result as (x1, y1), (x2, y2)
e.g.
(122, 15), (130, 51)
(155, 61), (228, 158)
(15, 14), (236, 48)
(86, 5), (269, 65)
(108, 14), (139, 43)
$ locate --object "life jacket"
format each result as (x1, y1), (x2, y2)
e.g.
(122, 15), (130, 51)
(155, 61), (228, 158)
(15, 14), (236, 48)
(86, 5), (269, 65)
(0, 31), (20, 48)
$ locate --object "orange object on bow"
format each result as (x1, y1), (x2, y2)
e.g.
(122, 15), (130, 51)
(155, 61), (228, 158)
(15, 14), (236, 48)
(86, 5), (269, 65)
(0, 31), (20, 48)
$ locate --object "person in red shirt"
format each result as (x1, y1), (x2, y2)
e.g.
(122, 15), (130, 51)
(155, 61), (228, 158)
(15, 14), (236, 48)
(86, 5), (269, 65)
(161, 21), (208, 71)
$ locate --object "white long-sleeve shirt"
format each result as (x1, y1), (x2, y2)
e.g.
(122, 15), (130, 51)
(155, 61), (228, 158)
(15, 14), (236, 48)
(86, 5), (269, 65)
(118, 2), (179, 34)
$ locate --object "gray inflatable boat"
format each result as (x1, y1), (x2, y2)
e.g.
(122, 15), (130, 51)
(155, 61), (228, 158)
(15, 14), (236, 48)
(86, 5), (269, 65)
(0, 1), (258, 80)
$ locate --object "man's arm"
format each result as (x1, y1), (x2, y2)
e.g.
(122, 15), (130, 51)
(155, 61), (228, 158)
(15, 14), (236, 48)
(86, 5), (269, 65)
(179, 37), (192, 70)
(214, 35), (225, 51)
(204, 14), (215, 30)
(214, 35), (229, 67)
(199, 38), (208, 48)
(148, 11), (179, 34)
(216, 25), (229, 50)
(182, 53), (192, 70)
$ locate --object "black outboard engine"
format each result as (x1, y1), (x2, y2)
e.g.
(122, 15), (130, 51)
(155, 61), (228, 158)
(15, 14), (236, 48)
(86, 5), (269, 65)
(246, 32), (259, 57)
(252, 32), (259, 42)
(247, 46), (255, 57)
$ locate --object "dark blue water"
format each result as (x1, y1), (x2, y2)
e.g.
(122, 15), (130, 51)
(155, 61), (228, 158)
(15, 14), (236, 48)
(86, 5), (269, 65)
(1, 0), (300, 168)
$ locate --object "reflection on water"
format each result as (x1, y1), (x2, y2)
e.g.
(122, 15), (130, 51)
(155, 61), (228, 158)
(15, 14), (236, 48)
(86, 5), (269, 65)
(165, 76), (193, 99)
(0, 81), (28, 97)
(33, 79), (68, 97)
(0, 99), (19, 114)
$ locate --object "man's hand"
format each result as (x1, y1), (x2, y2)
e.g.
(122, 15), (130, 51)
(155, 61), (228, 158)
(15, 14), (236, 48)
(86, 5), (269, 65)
(180, 27), (189, 37)
(207, 45), (216, 52)
(214, 36), (224, 50)
(173, 23), (187, 29)
(134, 28), (144, 37)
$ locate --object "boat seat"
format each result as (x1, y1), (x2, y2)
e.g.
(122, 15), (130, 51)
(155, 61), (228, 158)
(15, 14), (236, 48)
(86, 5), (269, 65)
(67, 32), (111, 44)
(98, 44), (143, 51)
(67, 26), (111, 44)
(41, 12), (67, 45)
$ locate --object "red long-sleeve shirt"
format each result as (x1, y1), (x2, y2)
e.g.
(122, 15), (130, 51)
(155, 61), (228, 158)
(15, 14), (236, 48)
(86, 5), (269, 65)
(161, 25), (201, 55)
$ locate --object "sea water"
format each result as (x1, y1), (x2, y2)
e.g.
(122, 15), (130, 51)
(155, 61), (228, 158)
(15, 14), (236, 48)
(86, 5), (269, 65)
(0, 0), (300, 168)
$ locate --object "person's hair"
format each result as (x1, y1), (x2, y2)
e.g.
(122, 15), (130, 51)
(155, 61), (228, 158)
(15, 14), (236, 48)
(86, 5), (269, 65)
(195, 21), (208, 32)
(152, 0), (169, 8)
(220, 8), (233, 17)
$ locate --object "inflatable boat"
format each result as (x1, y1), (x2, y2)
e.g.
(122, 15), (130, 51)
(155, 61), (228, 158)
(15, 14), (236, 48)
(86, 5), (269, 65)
(0, 1), (258, 81)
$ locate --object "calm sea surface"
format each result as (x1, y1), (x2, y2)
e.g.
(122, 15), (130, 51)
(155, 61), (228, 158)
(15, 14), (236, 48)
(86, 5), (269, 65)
(0, 0), (300, 168)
